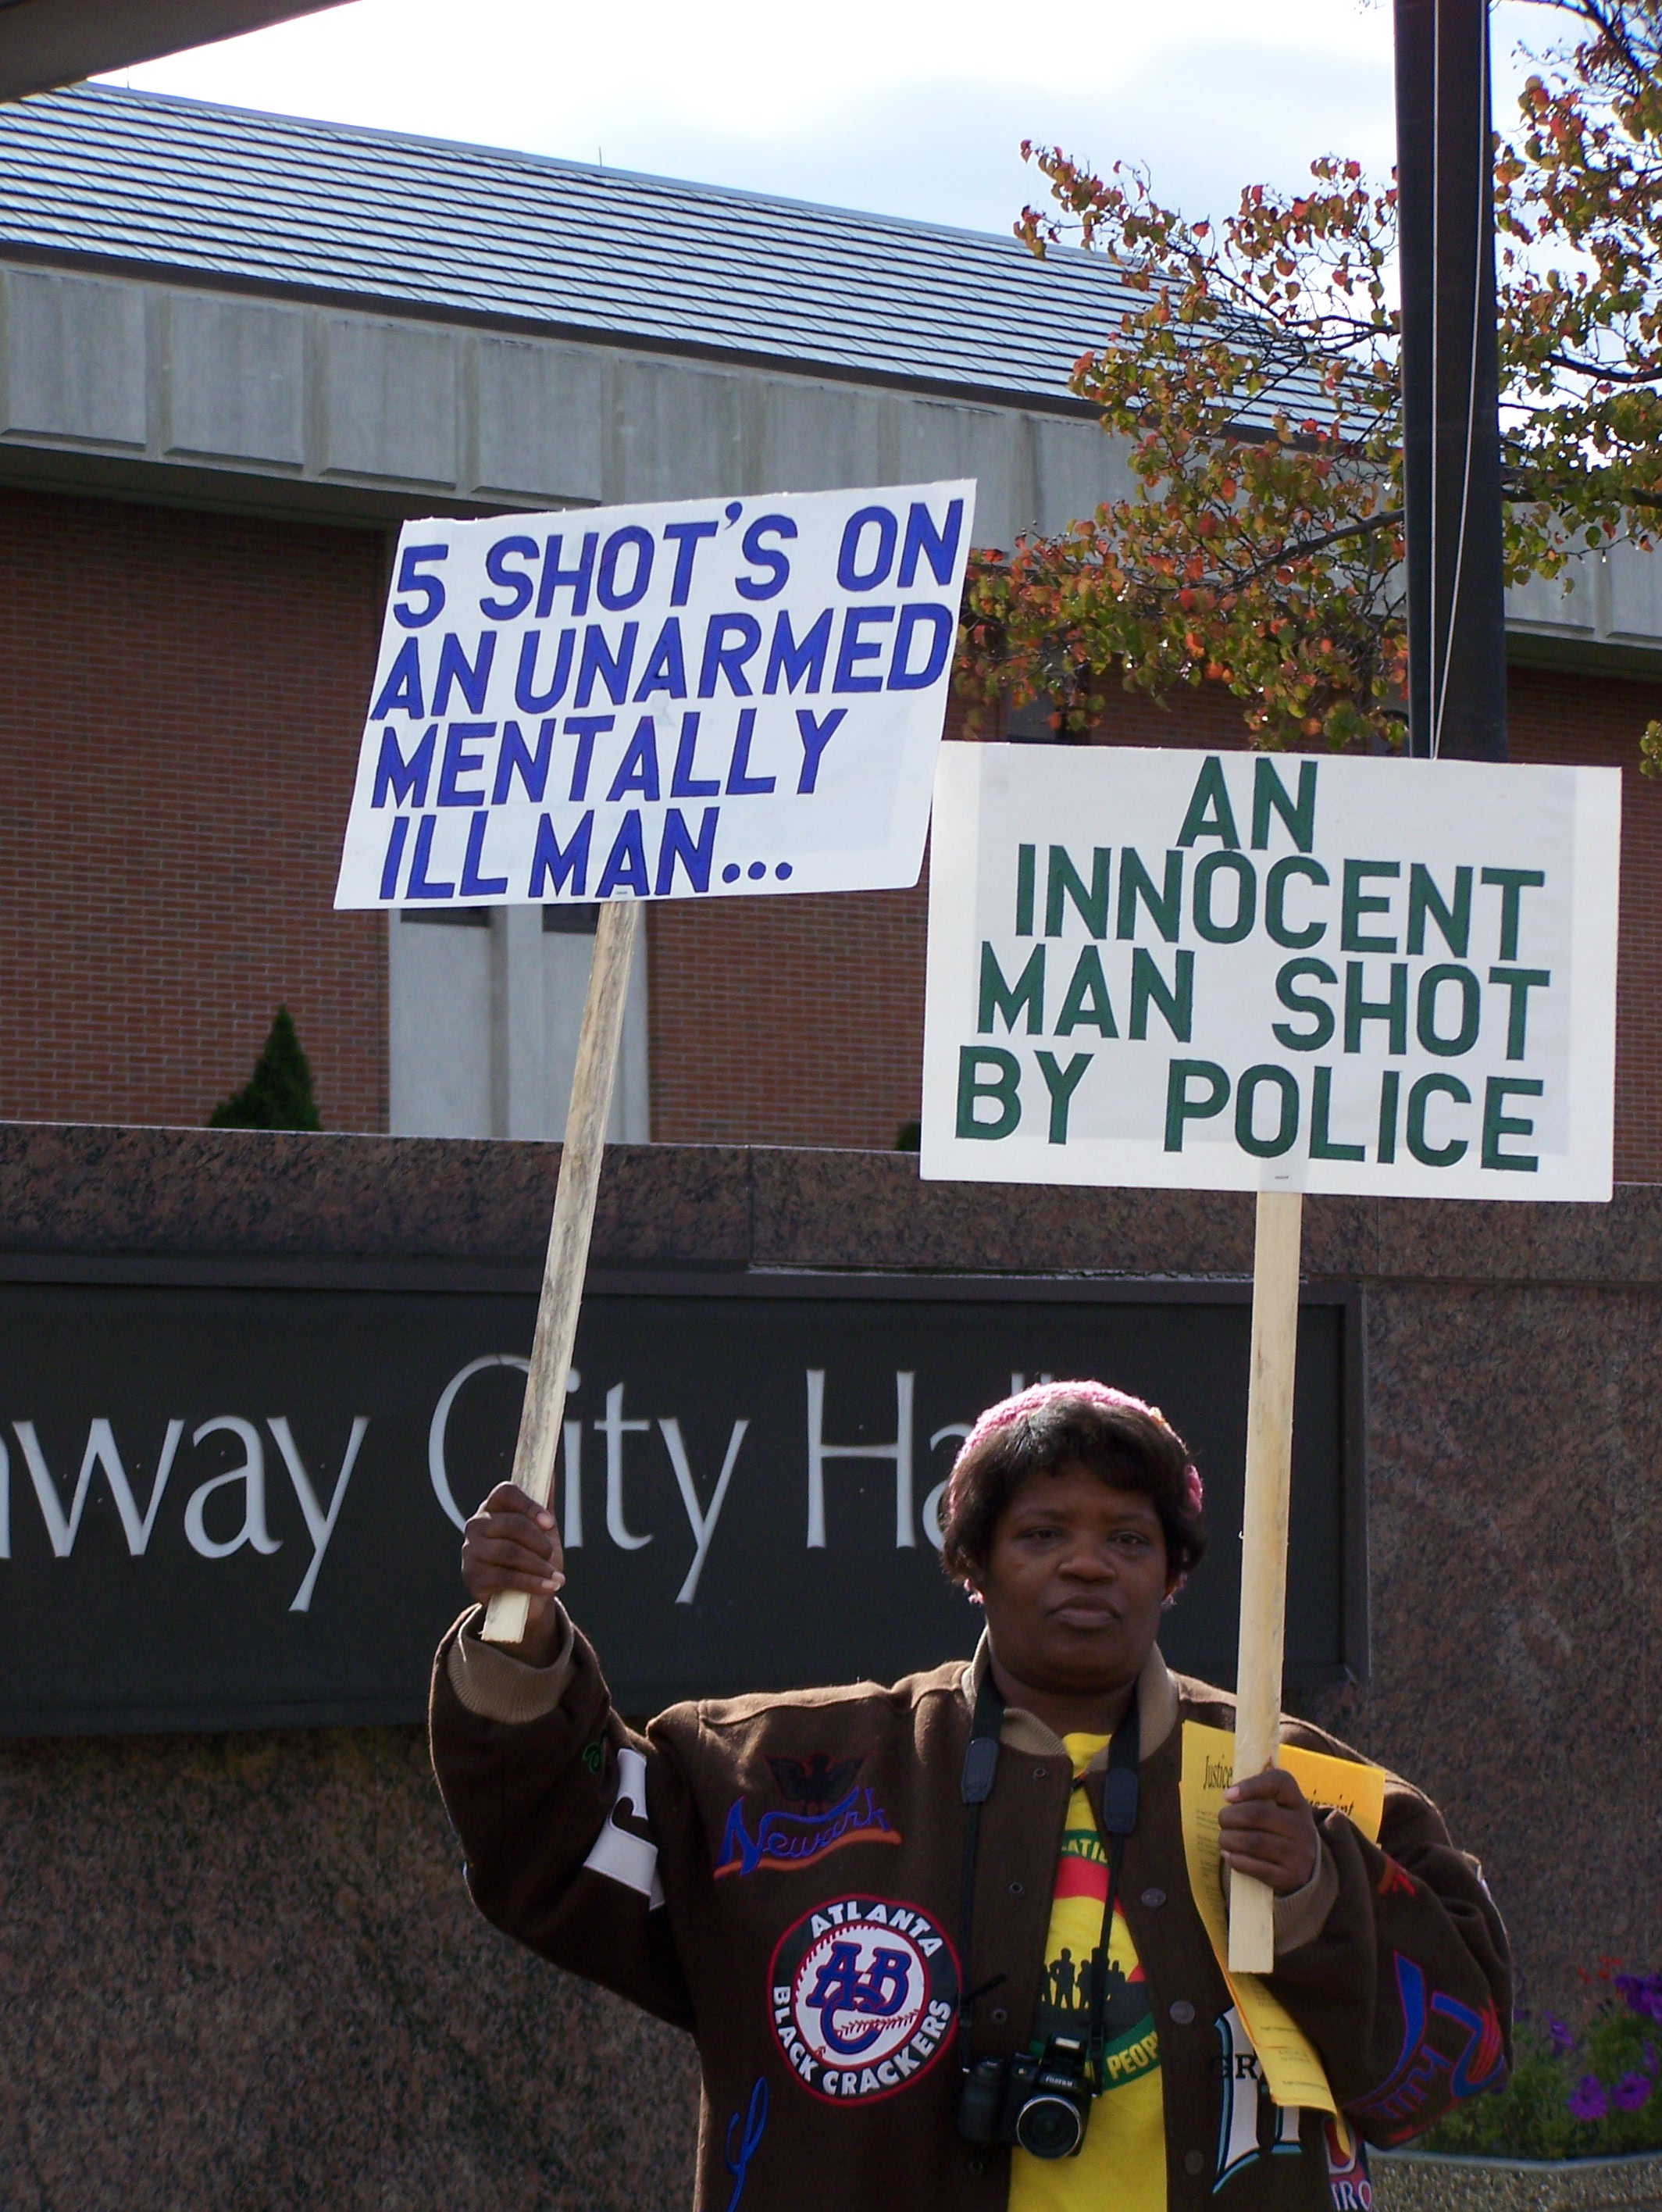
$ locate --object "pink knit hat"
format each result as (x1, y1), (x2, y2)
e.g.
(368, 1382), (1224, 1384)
(952, 1379), (1204, 1519)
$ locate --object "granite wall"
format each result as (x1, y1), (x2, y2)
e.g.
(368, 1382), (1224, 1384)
(2, 1122), (1658, 2210)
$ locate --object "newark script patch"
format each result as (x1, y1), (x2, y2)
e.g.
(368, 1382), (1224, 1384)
(716, 1761), (902, 1878)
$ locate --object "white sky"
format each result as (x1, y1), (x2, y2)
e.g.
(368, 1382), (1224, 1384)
(108, 0), (1556, 239)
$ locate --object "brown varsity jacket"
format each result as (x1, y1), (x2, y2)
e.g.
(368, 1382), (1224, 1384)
(430, 1607), (1511, 2212)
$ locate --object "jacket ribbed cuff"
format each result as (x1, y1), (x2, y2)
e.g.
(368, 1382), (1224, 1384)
(447, 1602), (576, 1723)
(1273, 1838), (1339, 1955)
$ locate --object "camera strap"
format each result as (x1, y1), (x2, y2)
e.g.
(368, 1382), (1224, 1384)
(956, 1667), (1141, 2090)
(955, 1670), (1006, 2058)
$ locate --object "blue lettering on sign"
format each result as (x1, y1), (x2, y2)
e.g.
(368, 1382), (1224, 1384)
(432, 632), (495, 716)
(370, 638), (425, 719)
(736, 515), (797, 601)
(373, 724), (436, 809)
(515, 629), (575, 713)
(836, 506), (897, 591)
(833, 607), (894, 693)
(888, 604), (954, 690)
(897, 498), (964, 588)
(597, 526), (654, 611)
(480, 534), (538, 621)
(528, 812), (593, 898)
(634, 619), (688, 702)
(764, 609), (831, 695)
(392, 543), (447, 629)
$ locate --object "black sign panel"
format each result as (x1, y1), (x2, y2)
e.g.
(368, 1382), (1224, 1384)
(0, 1266), (1363, 1734)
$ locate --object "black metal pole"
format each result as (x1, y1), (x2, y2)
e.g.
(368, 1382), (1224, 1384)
(1394, 0), (1509, 760)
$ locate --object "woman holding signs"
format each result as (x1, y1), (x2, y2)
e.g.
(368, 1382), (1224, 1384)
(430, 1381), (1509, 2210)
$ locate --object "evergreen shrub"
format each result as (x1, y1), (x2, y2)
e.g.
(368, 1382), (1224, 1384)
(208, 1006), (323, 1131)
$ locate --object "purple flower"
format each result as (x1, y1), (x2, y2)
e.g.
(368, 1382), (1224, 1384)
(1545, 2016), (1575, 2057)
(1613, 2073), (1653, 2113)
(1616, 1974), (1662, 2025)
(1568, 2075), (1609, 2121)
(1644, 2043), (1658, 2078)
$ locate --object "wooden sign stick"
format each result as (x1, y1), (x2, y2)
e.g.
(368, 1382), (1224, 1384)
(1227, 1186), (1305, 1974)
(483, 898), (641, 1646)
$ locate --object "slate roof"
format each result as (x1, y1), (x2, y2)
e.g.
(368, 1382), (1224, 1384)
(0, 82), (1276, 413)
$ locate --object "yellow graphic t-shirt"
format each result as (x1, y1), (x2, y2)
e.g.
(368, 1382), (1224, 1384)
(1008, 1734), (1165, 2212)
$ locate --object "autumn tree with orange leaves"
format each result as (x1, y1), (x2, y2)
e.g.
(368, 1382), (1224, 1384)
(955, 0), (1662, 758)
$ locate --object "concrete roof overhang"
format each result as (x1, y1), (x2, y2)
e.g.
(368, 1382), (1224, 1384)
(0, 0), (348, 101)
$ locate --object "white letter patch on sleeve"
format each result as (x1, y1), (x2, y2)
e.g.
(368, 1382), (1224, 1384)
(583, 1745), (666, 1908)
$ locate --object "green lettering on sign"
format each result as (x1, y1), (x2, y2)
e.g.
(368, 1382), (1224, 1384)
(1035, 1051), (1092, 1143)
(1273, 958), (1337, 1053)
(1342, 860), (1400, 954)
(1250, 758), (1318, 854)
(1482, 1077), (1543, 1172)
(1129, 948), (1194, 1042)
(1406, 864), (1471, 958)
(1406, 1074), (1470, 1167)
(1480, 868), (1546, 962)
(1415, 965), (1482, 1058)
(1489, 967), (1550, 1061)
(1344, 961), (1408, 1055)
(1176, 757), (1241, 849)
(1310, 1067), (1365, 1161)
(957, 1048), (1021, 1140)
(1235, 1065), (1300, 1159)
(1164, 1060), (1230, 1151)
(1045, 846), (1110, 940)
(978, 943), (1044, 1035)
(1054, 947), (1118, 1038)
(1116, 849), (1183, 943)
(1265, 856), (1329, 949)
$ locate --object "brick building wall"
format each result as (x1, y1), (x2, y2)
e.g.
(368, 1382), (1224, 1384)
(0, 488), (387, 1133)
(647, 877), (931, 1151)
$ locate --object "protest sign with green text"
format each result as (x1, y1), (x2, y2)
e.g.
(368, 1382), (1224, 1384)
(921, 744), (1619, 1201)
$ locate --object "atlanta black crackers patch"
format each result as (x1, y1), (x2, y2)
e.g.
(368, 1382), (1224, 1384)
(769, 1895), (958, 2104)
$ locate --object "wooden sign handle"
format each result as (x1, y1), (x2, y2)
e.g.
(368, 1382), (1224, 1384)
(1228, 1186), (1304, 1974)
(483, 898), (641, 1645)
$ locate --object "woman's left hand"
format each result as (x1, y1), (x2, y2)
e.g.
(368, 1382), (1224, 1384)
(1218, 1768), (1321, 1893)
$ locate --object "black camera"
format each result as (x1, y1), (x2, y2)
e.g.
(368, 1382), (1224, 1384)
(957, 2037), (1095, 2160)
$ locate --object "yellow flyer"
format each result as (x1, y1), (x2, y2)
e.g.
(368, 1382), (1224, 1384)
(1179, 1721), (1386, 2113)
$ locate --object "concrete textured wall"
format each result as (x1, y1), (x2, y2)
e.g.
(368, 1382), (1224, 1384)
(0, 1124), (1657, 2209)
(4, 253), (1653, 665)
(0, 260), (1133, 549)
(389, 906), (651, 1143)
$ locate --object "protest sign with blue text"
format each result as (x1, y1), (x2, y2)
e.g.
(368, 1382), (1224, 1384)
(333, 481), (975, 910)
(921, 743), (1619, 1201)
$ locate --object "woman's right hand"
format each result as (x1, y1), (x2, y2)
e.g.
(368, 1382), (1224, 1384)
(462, 1482), (567, 1665)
